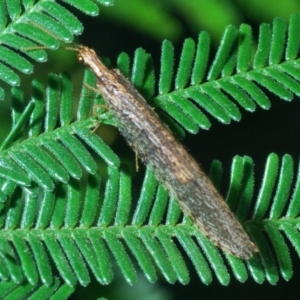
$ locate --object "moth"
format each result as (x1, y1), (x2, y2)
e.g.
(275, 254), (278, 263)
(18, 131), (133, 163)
(77, 45), (258, 259)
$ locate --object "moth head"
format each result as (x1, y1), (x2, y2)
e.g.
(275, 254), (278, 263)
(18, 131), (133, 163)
(77, 46), (97, 65)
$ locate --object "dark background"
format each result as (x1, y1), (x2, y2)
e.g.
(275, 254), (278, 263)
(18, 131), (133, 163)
(32, 1), (300, 299)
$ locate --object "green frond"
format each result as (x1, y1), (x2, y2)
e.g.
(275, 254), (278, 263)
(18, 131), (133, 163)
(0, 278), (75, 299)
(0, 0), (114, 100)
(0, 68), (120, 199)
(122, 13), (300, 136)
(2, 129), (300, 294)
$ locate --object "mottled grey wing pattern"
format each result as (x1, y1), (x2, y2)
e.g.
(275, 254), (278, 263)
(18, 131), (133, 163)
(77, 46), (258, 259)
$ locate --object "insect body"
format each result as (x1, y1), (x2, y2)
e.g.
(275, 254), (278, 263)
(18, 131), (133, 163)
(77, 46), (258, 259)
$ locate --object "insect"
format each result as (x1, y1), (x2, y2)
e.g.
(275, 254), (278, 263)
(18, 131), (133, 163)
(77, 45), (258, 259)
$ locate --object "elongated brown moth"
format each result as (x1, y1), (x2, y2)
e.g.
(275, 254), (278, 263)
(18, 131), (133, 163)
(77, 45), (258, 259)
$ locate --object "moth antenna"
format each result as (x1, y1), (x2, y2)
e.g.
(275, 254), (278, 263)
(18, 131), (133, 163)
(64, 46), (81, 52)
(20, 44), (82, 52)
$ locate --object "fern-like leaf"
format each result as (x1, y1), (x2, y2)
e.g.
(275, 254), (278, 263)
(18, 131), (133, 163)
(0, 278), (75, 299)
(131, 13), (300, 136)
(0, 69), (120, 195)
(0, 0), (115, 100)
(2, 146), (300, 292)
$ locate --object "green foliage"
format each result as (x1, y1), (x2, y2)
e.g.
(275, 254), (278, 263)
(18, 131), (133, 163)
(0, 0), (115, 100)
(1, 1), (300, 299)
(0, 278), (75, 299)
(152, 14), (300, 135)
